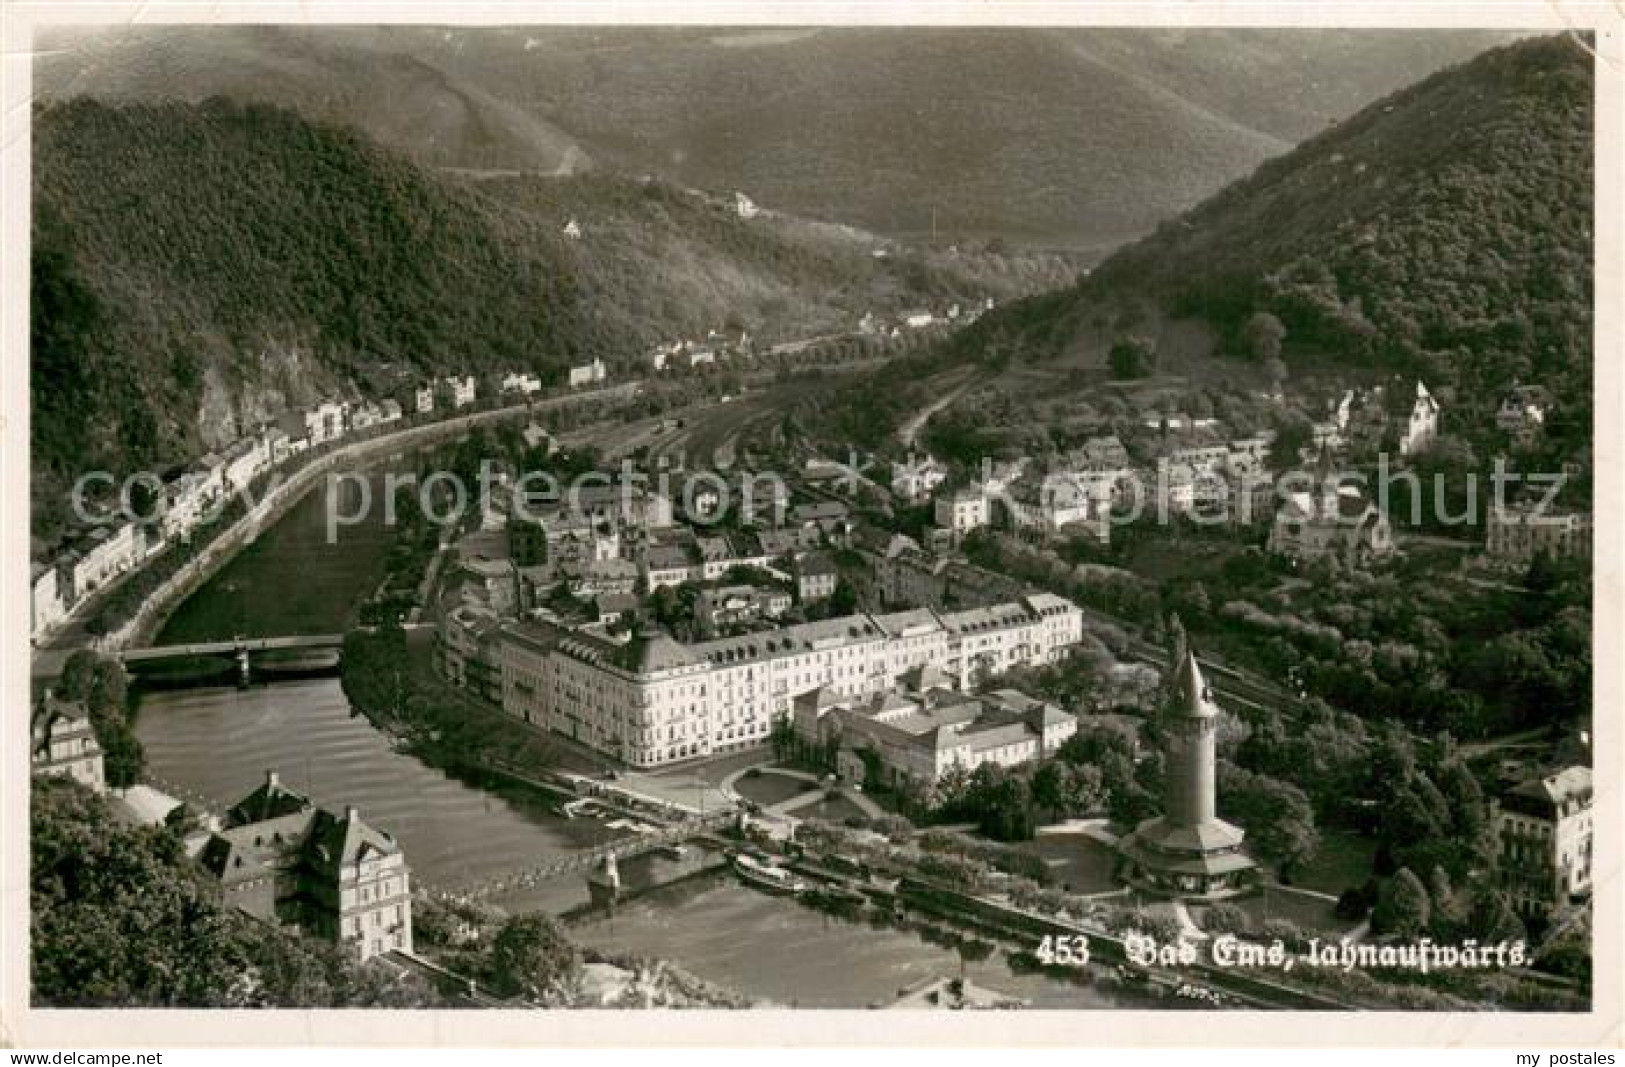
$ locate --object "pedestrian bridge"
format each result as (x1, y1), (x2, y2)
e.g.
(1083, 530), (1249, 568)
(435, 816), (735, 903)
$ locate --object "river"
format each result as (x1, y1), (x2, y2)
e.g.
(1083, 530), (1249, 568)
(132, 461), (1141, 1009)
(154, 462), (405, 643)
(567, 875), (1136, 1009)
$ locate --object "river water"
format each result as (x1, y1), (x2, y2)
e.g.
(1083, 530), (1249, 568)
(132, 461), (1139, 1008)
(567, 875), (1133, 1009)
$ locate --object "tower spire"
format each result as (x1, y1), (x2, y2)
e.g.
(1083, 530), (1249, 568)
(1171, 647), (1218, 720)
(1314, 441), (1339, 519)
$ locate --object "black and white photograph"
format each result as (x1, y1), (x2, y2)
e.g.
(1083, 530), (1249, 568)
(3, 1), (1620, 1051)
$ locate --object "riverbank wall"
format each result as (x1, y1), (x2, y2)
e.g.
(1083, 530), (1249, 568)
(76, 381), (643, 658)
(111, 406), (541, 650)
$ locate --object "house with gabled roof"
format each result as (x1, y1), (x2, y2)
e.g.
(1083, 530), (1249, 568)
(30, 695), (104, 792)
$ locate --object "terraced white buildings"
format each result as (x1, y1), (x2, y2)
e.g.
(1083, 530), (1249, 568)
(498, 593), (1083, 767)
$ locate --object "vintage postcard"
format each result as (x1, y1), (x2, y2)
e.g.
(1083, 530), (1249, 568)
(2, 0), (1620, 1050)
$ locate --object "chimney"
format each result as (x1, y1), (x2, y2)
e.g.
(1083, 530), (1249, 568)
(266, 769), (280, 790)
(345, 805), (359, 823)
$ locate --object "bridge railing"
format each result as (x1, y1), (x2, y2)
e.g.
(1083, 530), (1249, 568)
(432, 811), (735, 902)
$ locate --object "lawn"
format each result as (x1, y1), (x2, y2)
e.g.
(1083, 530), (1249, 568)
(1014, 831), (1121, 894)
(794, 794), (870, 824)
(733, 770), (819, 808)
(1188, 884), (1347, 938)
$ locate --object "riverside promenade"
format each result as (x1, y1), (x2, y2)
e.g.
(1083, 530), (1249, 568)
(31, 383), (640, 679)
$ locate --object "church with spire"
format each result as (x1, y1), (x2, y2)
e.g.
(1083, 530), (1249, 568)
(1117, 630), (1260, 900)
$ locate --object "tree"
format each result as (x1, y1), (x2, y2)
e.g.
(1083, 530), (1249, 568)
(1203, 901), (1253, 935)
(1220, 764), (1319, 878)
(960, 764), (1037, 842)
(1108, 336), (1157, 381)
(486, 913), (582, 1005)
(1427, 865), (1469, 938)
(1467, 890), (1526, 944)
(1335, 884), (1374, 922)
(53, 652), (144, 787)
(1032, 761), (1105, 820)
(1373, 867), (1432, 938)
(1263, 356), (1288, 393)
(1524, 549), (1561, 595)
(1435, 759), (1488, 841)
(57, 649), (99, 704)
(828, 577), (859, 617)
(1266, 414), (1313, 473)
(1242, 311), (1287, 362)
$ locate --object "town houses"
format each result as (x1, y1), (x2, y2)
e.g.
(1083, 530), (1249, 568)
(441, 374), (478, 409)
(30, 694), (105, 793)
(1496, 383), (1552, 445)
(891, 452), (948, 504)
(1486, 499), (1593, 563)
(1495, 765), (1593, 922)
(933, 487), (990, 545)
(568, 358), (608, 388)
(695, 584), (793, 637)
(279, 398), (350, 448)
(201, 771), (413, 961)
(502, 371), (544, 397)
(793, 684), (1077, 789)
(1332, 380), (1441, 457)
(32, 362), (521, 643)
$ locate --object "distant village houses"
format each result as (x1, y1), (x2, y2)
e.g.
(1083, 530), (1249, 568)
(442, 375), (478, 409)
(568, 358), (608, 389)
(1486, 501), (1592, 563)
(891, 453), (948, 505)
(502, 371), (544, 397)
(1497, 384), (1551, 445)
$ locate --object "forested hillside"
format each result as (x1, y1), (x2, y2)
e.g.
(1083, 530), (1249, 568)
(31, 98), (1067, 514)
(35, 25), (1519, 250)
(952, 34), (1594, 407)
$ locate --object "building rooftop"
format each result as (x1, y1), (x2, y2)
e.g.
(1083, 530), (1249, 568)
(1508, 765), (1593, 809)
(798, 552), (840, 578)
(225, 770), (313, 828)
(31, 696), (96, 755)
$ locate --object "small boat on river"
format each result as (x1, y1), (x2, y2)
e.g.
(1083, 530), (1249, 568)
(733, 854), (807, 895)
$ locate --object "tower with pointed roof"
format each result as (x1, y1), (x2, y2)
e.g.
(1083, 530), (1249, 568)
(1312, 441), (1339, 521)
(1117, 629), (1259, 899)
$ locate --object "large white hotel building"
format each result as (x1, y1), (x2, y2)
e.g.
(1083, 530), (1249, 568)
(497, 593), (1082, 767)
